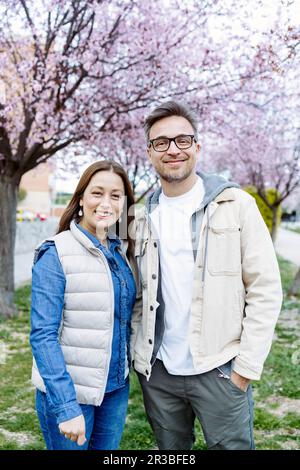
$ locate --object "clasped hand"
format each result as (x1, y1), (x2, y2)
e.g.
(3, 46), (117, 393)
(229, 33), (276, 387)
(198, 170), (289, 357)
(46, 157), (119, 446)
(58, 414), (87, 446)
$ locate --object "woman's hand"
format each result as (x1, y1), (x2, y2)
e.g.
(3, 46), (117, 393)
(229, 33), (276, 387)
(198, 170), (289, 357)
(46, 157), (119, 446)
(58, 414), (87, 446)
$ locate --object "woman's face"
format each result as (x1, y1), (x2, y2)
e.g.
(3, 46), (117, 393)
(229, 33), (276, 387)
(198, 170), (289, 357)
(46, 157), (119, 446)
(79, 170), (125, 237)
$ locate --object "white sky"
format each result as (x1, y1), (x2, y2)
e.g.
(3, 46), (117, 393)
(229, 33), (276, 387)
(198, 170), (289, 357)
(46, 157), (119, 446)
(208, 0), (300, 43)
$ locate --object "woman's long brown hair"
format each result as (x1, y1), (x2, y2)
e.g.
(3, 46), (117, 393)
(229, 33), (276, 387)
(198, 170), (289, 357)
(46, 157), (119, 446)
(57, 160), (135, 261)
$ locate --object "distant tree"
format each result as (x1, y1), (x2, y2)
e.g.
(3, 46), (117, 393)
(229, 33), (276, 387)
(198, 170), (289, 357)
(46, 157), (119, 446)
(244, 186), (282, 240)
(288, 268), (300, 297)
(18, 187), (27, 202)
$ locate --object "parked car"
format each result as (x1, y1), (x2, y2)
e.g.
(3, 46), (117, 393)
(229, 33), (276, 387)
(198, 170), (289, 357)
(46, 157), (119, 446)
(16, 209), (37, 222)
(36, 212), (48, 221)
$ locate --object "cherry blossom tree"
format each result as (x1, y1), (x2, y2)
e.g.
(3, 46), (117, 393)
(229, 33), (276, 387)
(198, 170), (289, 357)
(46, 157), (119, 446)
(201, 4), (300, 241)
(0, 0), (223, 316)
(0, 0), (299, 316)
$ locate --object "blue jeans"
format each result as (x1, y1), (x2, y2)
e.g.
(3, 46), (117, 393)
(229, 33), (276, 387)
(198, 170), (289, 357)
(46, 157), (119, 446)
(36, 381), (129, 450)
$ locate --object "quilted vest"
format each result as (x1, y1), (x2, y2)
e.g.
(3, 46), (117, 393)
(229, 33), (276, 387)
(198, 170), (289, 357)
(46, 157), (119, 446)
(31, 220), (115, 406)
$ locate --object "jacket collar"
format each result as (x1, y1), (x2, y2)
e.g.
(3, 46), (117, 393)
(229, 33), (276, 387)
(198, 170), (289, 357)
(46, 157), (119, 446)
(214, 188), (237, 203)
(70, 220), (96, 252)
(70, 220), (130, 259)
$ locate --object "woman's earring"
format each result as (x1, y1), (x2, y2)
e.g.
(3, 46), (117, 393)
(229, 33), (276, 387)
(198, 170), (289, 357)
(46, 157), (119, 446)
(78, 207), (83, 217)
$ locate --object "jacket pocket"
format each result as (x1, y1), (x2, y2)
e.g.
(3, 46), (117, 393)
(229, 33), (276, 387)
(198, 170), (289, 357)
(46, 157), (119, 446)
(216, 363), (247, 394)
(207, 227), (241, 276)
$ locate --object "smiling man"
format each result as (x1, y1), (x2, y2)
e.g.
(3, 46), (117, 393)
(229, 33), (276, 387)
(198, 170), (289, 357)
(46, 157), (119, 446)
(131, 100), (282, 450)
(147, 116), (198, 191)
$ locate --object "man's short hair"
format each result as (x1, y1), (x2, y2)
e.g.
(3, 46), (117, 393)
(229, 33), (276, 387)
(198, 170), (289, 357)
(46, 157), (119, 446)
(144, 100), (199, 141)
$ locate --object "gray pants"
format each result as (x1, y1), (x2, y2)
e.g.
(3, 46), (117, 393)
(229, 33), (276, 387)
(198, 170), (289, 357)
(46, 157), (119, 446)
(137, 359), (255, 450)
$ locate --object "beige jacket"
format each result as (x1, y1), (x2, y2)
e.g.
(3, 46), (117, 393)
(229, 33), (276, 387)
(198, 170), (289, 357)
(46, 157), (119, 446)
(131, 185), (282, 381)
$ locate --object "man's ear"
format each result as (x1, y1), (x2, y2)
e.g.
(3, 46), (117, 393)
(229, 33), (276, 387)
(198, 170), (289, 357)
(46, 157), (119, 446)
(147, 146), (152, 162)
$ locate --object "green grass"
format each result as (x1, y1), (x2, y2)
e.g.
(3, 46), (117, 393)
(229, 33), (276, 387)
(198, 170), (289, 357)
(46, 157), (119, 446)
(287, 227), (300, 235)
(0, 286), (45, 450)
(0, 257), (299, 450)
(277, 256), (299, 294)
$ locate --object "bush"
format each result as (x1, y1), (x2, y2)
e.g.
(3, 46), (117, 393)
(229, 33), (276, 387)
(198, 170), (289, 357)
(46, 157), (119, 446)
(18, 187), (27, 202)
(244, 186), (282, 236)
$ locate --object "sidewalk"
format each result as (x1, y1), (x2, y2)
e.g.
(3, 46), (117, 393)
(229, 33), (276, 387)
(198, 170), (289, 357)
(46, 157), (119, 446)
(275, 227), (300, 267)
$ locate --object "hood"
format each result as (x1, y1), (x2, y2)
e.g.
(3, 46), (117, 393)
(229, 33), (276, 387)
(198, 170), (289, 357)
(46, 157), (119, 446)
(145, 170), (240, 214)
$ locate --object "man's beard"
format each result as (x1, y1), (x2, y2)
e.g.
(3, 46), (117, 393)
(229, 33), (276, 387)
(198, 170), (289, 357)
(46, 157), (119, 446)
(157, 166), (193, 183)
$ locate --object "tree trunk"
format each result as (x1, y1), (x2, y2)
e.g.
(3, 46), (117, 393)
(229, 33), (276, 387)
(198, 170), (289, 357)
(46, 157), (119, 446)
(271, 205), (280, 242)
(288, 267), (300, 297)
(0, 176), (18, 318)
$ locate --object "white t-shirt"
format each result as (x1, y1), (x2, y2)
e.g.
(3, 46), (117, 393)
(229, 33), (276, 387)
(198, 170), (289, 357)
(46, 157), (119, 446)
(150, 176), (205, 375)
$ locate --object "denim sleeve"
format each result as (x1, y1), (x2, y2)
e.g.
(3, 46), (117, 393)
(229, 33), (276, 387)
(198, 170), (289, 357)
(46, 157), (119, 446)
(30, 241), (82, 424)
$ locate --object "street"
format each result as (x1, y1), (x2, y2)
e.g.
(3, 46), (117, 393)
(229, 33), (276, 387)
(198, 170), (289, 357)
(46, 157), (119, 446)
(275, 228), (300, 267)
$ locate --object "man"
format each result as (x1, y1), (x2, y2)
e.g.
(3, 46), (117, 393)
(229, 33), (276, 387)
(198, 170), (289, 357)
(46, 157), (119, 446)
(131, 100), (282, 450)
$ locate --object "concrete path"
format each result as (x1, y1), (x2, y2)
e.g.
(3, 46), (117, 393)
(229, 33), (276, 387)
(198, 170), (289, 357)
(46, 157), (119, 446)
(275, 228), (300, 267)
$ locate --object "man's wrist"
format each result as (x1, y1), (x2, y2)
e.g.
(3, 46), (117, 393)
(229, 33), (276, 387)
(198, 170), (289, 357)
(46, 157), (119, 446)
(231, 370), (251, 392)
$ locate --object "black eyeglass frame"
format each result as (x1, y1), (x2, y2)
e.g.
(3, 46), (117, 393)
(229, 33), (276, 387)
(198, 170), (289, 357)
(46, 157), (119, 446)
(148, 134), (196, 152)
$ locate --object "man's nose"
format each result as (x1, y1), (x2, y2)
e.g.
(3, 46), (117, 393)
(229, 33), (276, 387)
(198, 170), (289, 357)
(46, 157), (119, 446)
(167, 140), (180, 154)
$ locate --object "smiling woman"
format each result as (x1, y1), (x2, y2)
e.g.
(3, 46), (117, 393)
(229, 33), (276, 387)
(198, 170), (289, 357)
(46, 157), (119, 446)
(78, 171), (125, 247)
(58, 161), (135, 258)
(29, 160), (137, 451)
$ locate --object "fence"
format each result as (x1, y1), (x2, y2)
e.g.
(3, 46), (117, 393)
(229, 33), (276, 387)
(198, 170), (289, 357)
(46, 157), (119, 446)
(15, 217), (59, 255)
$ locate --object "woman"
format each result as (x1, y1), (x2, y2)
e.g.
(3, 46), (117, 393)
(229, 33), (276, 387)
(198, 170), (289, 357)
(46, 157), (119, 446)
(30, 160), (137, 450)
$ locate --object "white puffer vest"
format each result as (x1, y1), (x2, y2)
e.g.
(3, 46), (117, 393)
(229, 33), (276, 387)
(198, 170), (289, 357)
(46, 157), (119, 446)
(31, 220), (116, 406)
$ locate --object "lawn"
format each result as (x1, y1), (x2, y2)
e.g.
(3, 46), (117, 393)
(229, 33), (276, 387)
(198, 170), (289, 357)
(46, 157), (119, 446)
(287, 227), (300, 235)
(0, 257), (299, 450)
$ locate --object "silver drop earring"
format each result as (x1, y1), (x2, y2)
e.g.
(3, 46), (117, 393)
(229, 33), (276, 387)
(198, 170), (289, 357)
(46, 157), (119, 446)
(78, 206), (83, 217)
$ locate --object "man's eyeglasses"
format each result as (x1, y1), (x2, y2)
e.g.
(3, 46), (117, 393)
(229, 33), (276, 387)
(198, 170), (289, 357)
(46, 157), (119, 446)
(148, 134), (196, 152)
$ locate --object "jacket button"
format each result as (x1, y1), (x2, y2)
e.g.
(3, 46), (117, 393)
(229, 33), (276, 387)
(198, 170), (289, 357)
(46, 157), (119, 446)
(149, 339), (153, 344)
(145, 369), (149, 375)
(150, 305), (154, 311)
(152, 274), (157, 280)
(154, 242), (157, 248)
